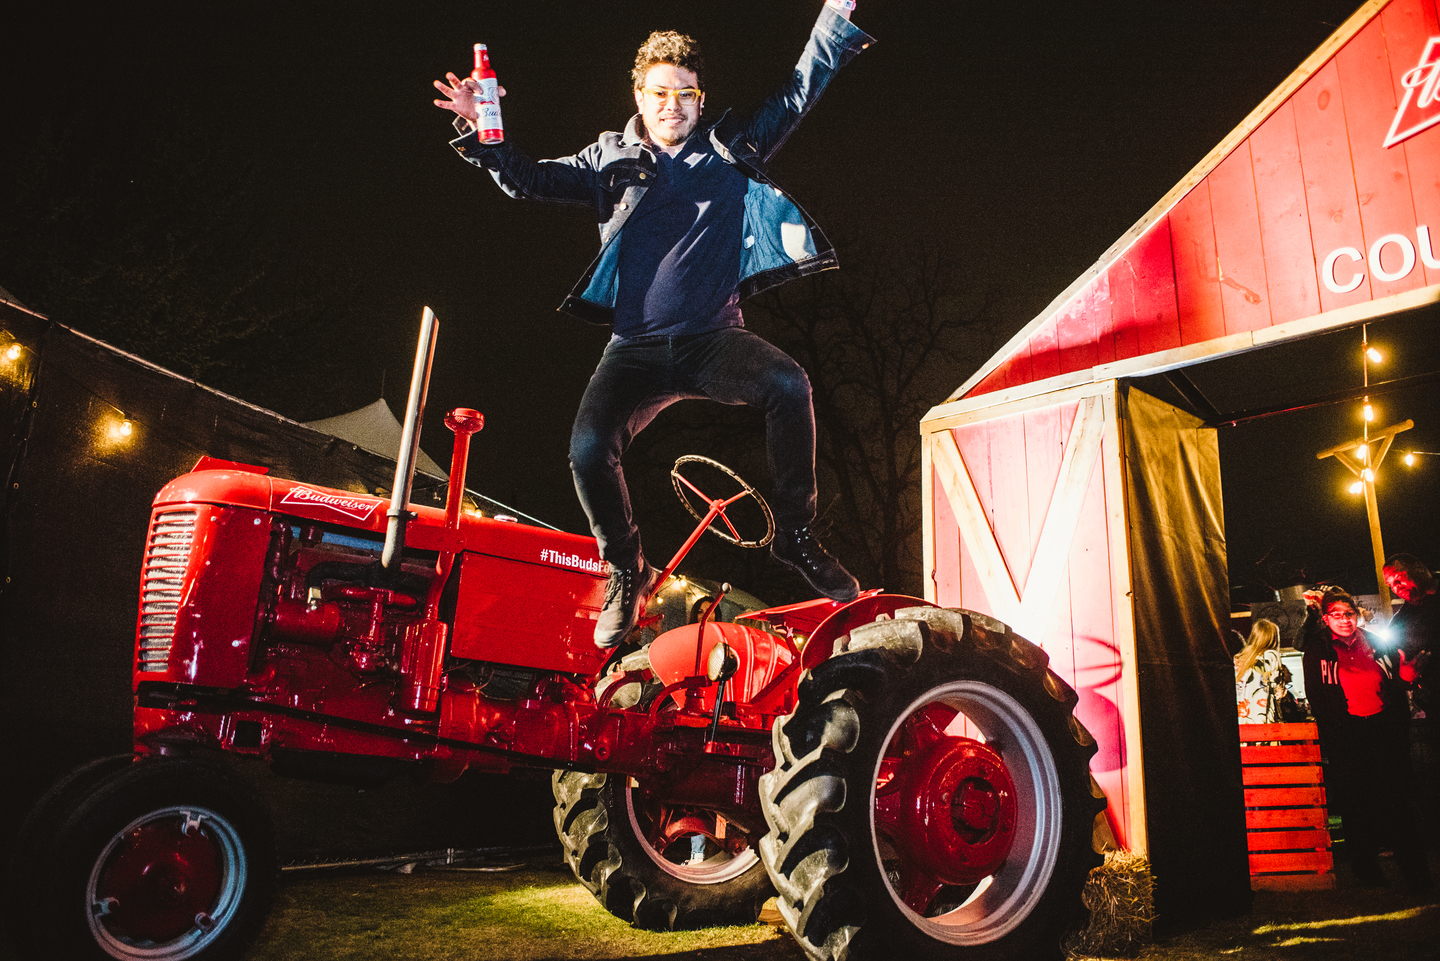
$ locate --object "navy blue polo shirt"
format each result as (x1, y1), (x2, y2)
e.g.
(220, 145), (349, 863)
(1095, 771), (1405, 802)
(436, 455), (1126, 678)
(611, 137), (748, 339)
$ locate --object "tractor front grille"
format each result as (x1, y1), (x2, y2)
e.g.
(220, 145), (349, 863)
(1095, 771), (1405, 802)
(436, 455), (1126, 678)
(137, 509), (199, 672)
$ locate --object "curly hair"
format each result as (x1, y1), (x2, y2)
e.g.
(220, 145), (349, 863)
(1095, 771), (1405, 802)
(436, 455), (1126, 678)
(631, 30), (706, 90)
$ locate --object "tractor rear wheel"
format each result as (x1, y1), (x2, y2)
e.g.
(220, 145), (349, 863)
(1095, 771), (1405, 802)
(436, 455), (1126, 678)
(552, 769), (773, 930)
(18, 755), (276, 961)
(758, 607), (1103, 961)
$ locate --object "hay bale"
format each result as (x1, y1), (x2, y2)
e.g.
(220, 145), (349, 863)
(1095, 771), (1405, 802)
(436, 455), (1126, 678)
(1065, 850), (1156, 958)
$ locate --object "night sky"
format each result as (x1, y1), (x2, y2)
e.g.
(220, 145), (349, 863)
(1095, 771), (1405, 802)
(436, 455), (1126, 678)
(5, 0), (1429, 601)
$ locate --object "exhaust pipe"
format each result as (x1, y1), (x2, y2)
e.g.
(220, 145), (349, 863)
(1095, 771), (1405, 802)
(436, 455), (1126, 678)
(381, 306), (439, 578)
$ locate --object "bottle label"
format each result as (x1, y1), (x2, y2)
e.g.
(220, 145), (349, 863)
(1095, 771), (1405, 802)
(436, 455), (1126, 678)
(476, 76), (504, 144)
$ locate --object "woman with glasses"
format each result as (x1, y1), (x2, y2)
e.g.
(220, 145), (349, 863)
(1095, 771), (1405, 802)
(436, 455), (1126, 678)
(1302, 589), (1430, 889)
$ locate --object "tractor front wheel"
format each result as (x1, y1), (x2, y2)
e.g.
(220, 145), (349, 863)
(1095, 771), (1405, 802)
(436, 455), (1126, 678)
(552, 770), (773, 930)
(758, 607), (1103, 961)
(18, 756), (276, 961)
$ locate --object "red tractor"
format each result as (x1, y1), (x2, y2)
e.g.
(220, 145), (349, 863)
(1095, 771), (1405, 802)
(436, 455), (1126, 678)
(8, 314), (1103, 961)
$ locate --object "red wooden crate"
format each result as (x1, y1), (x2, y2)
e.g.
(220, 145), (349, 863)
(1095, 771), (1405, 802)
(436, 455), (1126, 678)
(1239, 722), (1334, 890)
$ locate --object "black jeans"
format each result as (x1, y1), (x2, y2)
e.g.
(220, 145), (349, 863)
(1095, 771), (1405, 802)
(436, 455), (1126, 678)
(1325, 711), (1429, 885)
(569, 327), (817, 568)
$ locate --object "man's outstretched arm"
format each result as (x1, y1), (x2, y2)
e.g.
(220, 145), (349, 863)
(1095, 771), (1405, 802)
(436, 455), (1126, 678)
(433, 69), (597, 205)
(737, 1), (873, 164)
(737, 1), (869, 164)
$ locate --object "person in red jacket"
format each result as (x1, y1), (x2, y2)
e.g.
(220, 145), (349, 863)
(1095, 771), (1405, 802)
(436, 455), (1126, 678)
(1302, 589), (1430, 889)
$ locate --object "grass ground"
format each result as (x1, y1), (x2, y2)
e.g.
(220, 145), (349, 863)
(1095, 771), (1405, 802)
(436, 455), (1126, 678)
(237, 850), (1440, 961)
(245, 857), (804, 961)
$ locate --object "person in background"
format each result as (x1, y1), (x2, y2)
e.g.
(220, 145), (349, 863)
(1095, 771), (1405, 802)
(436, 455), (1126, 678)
(1302, 590), (1430, 889)
(1384, 553), (1438, 810)
(1235, 618), (1281, 723)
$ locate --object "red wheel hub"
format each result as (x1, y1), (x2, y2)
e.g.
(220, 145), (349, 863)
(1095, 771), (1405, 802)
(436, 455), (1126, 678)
(95, 813), (224, 942)
(875, 705), (1018, 910)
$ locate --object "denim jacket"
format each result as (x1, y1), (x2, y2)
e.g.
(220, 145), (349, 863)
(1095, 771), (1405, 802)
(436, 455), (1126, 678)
(449, 7), (873, 325)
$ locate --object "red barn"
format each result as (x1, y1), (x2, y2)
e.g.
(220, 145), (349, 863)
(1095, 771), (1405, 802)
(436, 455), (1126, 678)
(921, 0), (1440, 924)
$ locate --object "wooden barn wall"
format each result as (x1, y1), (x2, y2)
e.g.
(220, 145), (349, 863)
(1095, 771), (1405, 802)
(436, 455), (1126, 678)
(923, 382), (1145, 854)
(923, 382), (1252, 924)
(968, 0), (1440, 398)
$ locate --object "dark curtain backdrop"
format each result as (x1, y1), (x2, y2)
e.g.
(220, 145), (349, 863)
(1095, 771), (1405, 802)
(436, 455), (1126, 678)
(1123, 384), (1252, 930)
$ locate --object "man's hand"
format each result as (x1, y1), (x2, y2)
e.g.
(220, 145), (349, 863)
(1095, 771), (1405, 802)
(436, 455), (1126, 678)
(432, 71), (506, 124)
(1399, 649), (1419, 684)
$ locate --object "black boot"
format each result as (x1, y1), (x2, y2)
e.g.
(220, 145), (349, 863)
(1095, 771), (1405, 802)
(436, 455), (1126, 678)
(594, 557), (658, 649)
(773, 526), (859, 602)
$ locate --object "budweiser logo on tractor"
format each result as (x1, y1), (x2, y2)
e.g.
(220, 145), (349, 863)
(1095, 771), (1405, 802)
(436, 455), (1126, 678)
(7, 312), (1104, 961)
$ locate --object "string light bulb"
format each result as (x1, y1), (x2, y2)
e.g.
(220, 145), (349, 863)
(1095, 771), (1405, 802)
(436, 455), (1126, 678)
(1363, 401), (1375, 422)
(1366, 346), (1383, 363)
(4, 344), (19, 361)
(1405, 452), (1416, 466)
(1362, 467), (1375, 482)
(1349, 481), (1364, 494)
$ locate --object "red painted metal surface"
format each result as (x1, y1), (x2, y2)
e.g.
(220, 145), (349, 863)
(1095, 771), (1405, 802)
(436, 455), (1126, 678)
(647, 621), (794, 715)
(95, 816), (223, 942)
(134, 506), (270, 688)
(874, 704), (1018, 903)
(798, 594), (938, 672)
(128, 441), (920, 837)
(449, 551), (606, 674)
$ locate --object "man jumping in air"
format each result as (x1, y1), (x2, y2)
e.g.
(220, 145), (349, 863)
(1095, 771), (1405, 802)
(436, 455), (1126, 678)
(434, 1), (871, 649)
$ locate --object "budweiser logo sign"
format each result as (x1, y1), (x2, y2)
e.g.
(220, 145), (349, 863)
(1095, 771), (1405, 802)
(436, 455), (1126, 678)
(279, 485), (382, 522)
(1383, 36), (1440, 148)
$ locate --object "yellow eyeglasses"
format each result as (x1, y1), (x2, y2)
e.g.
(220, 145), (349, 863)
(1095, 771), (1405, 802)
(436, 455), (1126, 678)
(640, 87), (702, 106)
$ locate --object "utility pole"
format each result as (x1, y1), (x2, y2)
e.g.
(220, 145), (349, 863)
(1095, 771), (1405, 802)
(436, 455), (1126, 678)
(1316, 419), (1412, 616)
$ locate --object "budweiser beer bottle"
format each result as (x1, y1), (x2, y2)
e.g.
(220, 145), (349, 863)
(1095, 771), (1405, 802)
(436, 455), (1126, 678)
(471, 43), (504, 145)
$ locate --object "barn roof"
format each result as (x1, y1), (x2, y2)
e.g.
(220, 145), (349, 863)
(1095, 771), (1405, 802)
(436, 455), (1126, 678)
(943, 0), (1440, 411)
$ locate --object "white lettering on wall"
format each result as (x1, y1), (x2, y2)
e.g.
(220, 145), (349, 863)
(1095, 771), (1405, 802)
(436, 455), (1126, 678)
(1322, 246), (1365, 294)
(1370, 233), (1416, 283)
(1321, 224), (1438, 294)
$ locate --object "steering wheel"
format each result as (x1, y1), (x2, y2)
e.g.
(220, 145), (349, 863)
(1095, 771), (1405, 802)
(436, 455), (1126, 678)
(670, 455), (775, 549)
